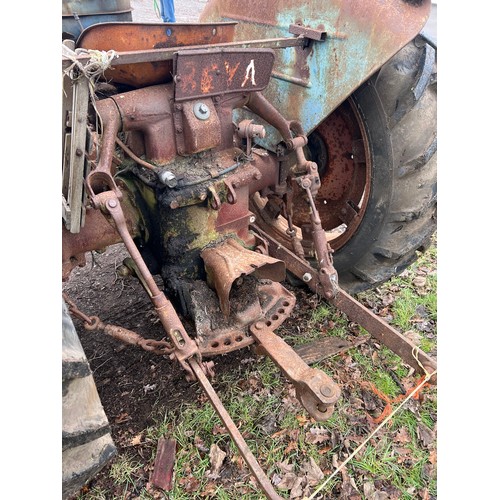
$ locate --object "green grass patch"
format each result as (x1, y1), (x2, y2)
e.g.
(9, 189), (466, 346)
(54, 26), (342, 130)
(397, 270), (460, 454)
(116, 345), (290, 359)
(109, 454), (142, 488)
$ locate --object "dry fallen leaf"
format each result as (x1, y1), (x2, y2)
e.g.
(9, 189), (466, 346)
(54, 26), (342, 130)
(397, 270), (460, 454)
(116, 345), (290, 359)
(194, 435), (209, 453)
(394, 427), (412, 444)
(212, 424), (227, 435)
(270, 429), (288, 440)
(413, 276), (427, 288)
(276, 461), (294, 474)
(114, 412), (130, 424)
(206, 443), (226, 479)
(419, 488), (430, 500)
(301, 457), (324, 487)
(130, 432), (143, 446)
(296, 415), (311, 427)
(364, 482), (390, 500)
(178, 475), (200, 493)
(340, 467), (361, 499)
(394, 446), (413, 463)
(284, 440), (298, 455)
(305, 427), (331, 445)
(404, 329), (422, 345)
(417, 423), (435, 449)
(277, 472), (300, 491)
(290, 476), (305, 498)
(200, 482), (217, 497)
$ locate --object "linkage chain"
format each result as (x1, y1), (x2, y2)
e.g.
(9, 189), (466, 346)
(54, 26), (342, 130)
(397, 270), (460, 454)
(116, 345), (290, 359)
(63, 292), (175, 356)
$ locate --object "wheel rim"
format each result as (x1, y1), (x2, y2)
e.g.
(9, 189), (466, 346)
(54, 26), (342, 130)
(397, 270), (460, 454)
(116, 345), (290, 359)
(253, 97), (372, 252)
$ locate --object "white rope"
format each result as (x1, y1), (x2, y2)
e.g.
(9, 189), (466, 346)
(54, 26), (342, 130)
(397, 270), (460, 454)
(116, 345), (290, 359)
(62, 44), (118, 83)
(304, 367), (436, 500)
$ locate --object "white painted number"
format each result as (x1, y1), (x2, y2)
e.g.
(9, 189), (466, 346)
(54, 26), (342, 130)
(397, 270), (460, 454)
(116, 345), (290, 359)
(241, 59), (256, 87)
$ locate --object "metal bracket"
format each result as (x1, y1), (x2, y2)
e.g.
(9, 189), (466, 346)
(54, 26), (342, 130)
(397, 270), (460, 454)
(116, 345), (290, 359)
(289, 23), (327, 41)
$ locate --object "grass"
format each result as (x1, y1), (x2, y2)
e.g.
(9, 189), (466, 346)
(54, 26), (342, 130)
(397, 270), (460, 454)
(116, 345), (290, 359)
(109, 454), (143, 487)
(81, 240), (437, 499)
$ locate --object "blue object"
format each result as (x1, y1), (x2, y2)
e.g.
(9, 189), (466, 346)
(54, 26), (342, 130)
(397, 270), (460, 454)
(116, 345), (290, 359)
(62, 0), (132, 39)
(160, 0), (175, 22)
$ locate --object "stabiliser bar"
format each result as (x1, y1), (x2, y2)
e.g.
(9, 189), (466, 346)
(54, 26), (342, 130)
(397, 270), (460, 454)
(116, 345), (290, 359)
(252, 224), (437, 382)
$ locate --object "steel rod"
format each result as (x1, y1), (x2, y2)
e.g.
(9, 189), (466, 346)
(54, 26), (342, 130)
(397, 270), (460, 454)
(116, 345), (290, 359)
(188, 358), (284, 500)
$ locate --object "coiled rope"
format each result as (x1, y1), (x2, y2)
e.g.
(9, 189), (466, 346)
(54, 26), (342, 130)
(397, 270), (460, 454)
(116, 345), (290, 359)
(62, 43), (117, 84)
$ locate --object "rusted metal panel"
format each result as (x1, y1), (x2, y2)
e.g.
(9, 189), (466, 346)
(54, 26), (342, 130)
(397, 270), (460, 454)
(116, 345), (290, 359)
(294, 336), (367, 365)
(177, 98), (221, 154)
(174, 48), (275, 101)
(201, 238), (285, 317)
(77, 22), (237, 87)
(61, 200), (141, 281)
(151, 438), (176, 491)
(200, 0), (431, 144)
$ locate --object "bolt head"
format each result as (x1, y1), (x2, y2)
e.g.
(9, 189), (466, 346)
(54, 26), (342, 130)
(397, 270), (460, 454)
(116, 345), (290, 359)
(320, 384), (334, 397)
(194, 102), (211, 120)
(302, 272), (312, 282)
(159, 170), (177, 188)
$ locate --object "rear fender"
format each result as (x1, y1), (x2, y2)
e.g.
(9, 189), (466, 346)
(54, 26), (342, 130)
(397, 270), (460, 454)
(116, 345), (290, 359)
(200, 0), (431, 146)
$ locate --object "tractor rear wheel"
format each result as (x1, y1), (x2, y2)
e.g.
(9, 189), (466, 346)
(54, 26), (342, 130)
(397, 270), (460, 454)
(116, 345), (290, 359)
(255, 34), (437, 293)
(62, 300), (117, 499)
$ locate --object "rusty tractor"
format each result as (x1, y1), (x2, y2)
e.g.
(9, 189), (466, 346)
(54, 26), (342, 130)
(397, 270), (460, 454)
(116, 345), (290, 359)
(62, 0), (437, 498)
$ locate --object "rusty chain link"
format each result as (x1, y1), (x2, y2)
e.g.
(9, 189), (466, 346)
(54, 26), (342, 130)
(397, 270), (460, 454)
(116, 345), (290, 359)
(63, 292), (175, 356)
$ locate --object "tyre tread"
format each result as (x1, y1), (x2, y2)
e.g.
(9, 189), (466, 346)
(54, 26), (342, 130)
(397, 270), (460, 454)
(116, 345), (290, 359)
(62, 300), (116, 499)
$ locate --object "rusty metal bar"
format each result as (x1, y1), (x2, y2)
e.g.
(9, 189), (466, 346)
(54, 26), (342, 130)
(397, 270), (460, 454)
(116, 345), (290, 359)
(65, 74), (89, 233)
(250, 321), (340, 421)
(151, 437), (177, 492)
(95, 192), (202, 379)
(330, 289), (437, 382)
(188, 358), (284, 500)
(62, 36), (305, 70)
(252, 224), (437, 381)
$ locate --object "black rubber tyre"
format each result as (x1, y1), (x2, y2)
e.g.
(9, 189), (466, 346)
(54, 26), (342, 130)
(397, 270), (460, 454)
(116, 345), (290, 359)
(253, 35), (436, 294)
(332, 34), (437, 293)
(62, 300), (117, 499)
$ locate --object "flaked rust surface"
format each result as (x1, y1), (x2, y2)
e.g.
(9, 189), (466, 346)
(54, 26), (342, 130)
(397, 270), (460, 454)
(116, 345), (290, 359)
(291, 98), (371, 251)
(174, 48), (275, 101)
(201, 238), (285, 317)
(77, 22), (237, 87)
(62, 197), (142, 280)
(250, 320), (341, 421)
(201, 0), (431, 143)
(151, 438), (176, 491)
